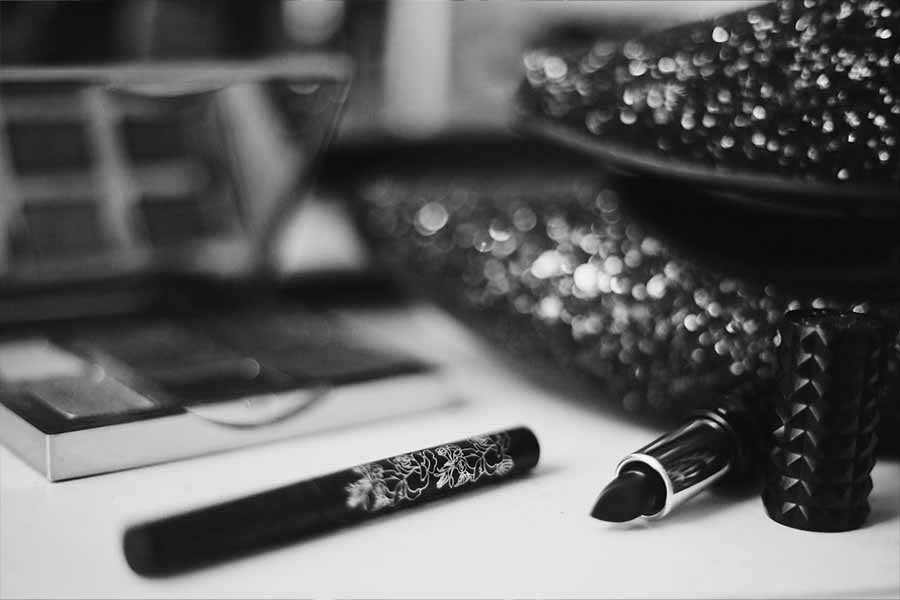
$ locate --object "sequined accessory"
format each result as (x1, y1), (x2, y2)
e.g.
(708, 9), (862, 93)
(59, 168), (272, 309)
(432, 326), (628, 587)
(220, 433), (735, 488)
(762, 309), (886, 531)
(346, 140), (900, 455)
(518, 0), (900, 203)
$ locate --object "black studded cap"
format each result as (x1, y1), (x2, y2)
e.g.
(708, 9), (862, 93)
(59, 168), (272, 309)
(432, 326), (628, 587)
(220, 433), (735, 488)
(762, 309), (887, 532)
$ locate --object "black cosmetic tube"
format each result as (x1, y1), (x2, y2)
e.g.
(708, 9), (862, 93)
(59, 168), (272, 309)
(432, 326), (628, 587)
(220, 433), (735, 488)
(124, 426), (539, 575)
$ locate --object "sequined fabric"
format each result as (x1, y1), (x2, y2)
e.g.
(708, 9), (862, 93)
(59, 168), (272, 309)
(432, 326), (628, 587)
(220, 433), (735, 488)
(351, 165), (900, 454)
(521, 0), (900, 186)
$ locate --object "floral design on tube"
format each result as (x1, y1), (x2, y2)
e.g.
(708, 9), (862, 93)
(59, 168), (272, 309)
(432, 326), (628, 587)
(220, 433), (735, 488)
(344, 433), (515, 512)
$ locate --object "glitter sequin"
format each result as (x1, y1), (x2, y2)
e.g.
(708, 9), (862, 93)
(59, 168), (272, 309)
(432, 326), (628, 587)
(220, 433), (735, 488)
(521, 0), (900, 186)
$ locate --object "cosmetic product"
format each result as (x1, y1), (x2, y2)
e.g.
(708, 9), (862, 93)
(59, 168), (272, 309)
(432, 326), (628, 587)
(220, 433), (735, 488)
(0, 35), (451, 483)
(590, 380), (765, 522)
(763, 309), (887, 532)
(123, 426), (540, 575)
(0, 309), (453, 481)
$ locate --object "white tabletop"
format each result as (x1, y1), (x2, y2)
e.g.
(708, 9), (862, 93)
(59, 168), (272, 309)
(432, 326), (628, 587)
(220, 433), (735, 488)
(2, 302), (898, 599)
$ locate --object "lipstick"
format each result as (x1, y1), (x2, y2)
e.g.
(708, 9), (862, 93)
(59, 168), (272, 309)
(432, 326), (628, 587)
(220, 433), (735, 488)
(591, 381), (765, 522)
(124, 426), (539, 575)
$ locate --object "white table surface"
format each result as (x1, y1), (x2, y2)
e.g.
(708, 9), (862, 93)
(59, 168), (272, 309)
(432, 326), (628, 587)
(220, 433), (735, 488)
(2, 302), (898, 599)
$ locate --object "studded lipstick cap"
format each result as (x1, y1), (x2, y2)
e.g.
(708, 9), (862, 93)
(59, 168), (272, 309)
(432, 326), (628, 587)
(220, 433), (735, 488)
(762, 309), (887, 532)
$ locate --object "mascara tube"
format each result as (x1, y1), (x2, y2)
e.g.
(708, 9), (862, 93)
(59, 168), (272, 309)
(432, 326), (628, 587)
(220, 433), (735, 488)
(124, 426), (539, 575)
(591, 382), (765, 522)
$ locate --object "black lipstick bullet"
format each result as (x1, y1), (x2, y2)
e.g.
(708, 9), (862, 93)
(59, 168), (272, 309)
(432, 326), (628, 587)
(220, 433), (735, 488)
(591, 382), (765, 522)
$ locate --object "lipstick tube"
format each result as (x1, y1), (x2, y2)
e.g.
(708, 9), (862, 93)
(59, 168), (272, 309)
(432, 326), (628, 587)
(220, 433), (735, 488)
(593, 381), (765, 522)
(615, 419), (731, 519)
(124, 426), (539, 575)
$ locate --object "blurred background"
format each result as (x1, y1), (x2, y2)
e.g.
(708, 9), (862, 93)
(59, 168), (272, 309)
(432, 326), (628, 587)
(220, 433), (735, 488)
(332, 0), (765, 140)
(1, 0), (769, 139)
(3, 3), (769, 121)
(0, 0), (763, 279)
(0, 0), (762, 296)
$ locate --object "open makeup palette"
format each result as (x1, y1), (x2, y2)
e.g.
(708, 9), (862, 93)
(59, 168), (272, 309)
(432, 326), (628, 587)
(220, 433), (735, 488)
(0, 57), (451, 481)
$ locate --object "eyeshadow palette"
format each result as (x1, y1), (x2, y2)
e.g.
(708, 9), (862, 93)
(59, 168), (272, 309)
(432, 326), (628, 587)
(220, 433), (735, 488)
(0, 307), (452, 481)
(0, 52), (462, 481)
(0, 57), (352, 287)
(0, 57), (458, 481)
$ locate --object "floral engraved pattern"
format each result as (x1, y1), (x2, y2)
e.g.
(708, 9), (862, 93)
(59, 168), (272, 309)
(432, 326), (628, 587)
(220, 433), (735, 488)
(344, 433), (515, 512)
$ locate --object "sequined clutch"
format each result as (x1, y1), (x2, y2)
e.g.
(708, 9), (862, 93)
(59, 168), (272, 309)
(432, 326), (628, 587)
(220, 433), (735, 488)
(333, 136), (900, 455)
(516, 0), (900, 216)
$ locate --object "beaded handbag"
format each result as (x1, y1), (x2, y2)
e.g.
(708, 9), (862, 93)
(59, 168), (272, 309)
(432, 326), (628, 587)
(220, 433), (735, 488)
(341, 133), (900, 456)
